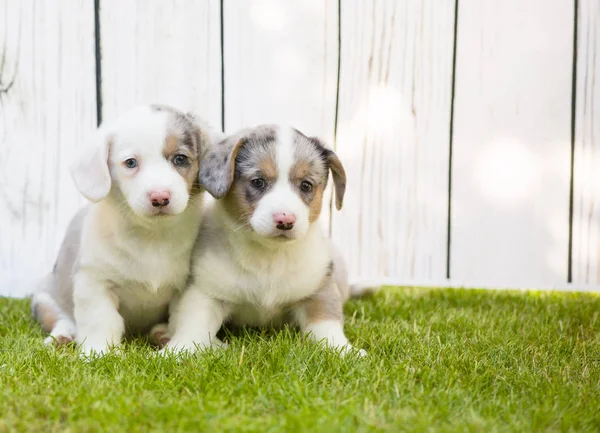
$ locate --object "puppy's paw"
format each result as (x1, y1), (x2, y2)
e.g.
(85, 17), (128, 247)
(338, 344), (367, 358)
(44, 334), (75, 347)
(156, 343), (194, 357)
(148, 323), (171, 348)
(158, 338), (227, 356)
(77, 342), (118, 360)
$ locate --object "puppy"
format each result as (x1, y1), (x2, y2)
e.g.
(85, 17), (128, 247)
(158, 125), (365, 355)
(31, 105), (218, 355)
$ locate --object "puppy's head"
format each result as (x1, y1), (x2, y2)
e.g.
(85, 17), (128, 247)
(199, 125), (346, 240)
(71, 105), (208, 217)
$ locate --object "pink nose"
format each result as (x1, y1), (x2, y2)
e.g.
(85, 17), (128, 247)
(149, 189), (171, 207)
(273, 212), (296, 231)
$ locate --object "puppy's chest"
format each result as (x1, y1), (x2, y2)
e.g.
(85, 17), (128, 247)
(228, 265), (325, 327)
(203, 247), (329, 313)
(112, 240), (191, 292)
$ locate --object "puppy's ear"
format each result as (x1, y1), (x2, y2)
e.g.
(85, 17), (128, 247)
(312, 137), (347, 211)
(70, 127), (112, 202)
(326, 150), (347, 210)
(198, 135), (246, 199)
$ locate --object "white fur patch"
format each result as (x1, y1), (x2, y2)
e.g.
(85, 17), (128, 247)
(109, 107), (190, 217)
(304, 320), (366, 356)
(249, 126), (310, 238)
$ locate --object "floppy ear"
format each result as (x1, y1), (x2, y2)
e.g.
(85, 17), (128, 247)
(198, 135), (246, 199)
(326, 150), (347, 210)
(69, 127), (112, 202)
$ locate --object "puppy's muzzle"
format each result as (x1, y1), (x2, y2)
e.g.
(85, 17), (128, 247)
(273, 212), (295, 231)
(149, 189), (171, 207)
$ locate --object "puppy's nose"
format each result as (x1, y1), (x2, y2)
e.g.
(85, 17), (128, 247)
(273, 212), (296, 231)
(149, 189), (171, 207)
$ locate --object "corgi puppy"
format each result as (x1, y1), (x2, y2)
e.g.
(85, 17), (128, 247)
(158, 124), (365, 356)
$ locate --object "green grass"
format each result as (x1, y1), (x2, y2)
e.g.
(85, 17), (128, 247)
(1, 288), (599, 432)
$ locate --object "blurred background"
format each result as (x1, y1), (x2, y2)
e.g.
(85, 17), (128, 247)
(0, 0), (598, 295)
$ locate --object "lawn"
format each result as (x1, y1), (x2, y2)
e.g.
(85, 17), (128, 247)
(1, 288), (599, 432)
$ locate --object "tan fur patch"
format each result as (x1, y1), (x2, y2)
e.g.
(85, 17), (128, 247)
(163, 135), (180, 157)
(295, 270), (343, 324)
(53, 335), (74, 346)
(302, 288), (343, 324)
(259, 157), (277, 179)
(33, 303), (59, 333)
(162, 135), (199, 193)
(327, 153), (346, 210)
(308, 184), (325, 223)
(222, 181), (256, 227)
(290, 160), (310, 181)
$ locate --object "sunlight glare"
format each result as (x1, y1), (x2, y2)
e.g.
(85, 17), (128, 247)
(476, 138), (541, 204)
(250, 0), (287, 31)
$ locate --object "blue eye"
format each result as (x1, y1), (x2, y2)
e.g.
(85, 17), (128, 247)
(173, 154), (189, 166)
(124, 158), (137, 169)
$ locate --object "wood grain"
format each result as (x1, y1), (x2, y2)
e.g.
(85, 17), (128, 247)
(0, 0), (95, 294)
(450, 0), (573, 288)
(223, 0), (338, 136)
(100, 0), (222, 127)
(572, 0), (600, 284)
(330, 0), (455, 282)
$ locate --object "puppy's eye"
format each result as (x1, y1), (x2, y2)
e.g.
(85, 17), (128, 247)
(300, 181), (313, 192)
(124, 158), (137, 169)
(173, 154), (189, 166)
(251, 178), (266, 189)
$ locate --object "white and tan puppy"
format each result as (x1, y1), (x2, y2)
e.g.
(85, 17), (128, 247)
(158, 124), (365, 355)
(31, 104), (217, 355)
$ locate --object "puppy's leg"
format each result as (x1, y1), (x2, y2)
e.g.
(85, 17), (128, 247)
(31, 290), (76, 346)
(162, 289), (229, 354)
(293, 280), (366, 357)
(73, 271), (124, 356)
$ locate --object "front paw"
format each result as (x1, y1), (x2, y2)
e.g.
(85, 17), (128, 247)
(149, 323), (171, 348)
(158, 338), (228, 356)
(326, 342), (367, 358)
(78, 341), (119, 359)
(341, 345), (367, 357)
(78, 345), (108, 360)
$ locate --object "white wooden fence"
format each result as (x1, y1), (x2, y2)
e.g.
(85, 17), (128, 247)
(1, 0), (599, 296)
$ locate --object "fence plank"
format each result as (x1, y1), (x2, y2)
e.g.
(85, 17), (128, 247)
(100, 0), (222, 126)
(330, 0), (455, 282)
(0, 0), (96, 295)
(450, 0), (573, 288)
(573, 0), (600, 284)
(223, 0), (338, 136)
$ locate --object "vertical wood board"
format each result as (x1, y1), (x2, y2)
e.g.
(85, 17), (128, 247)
(0, 0), (96, 295)
(223, 0), (338, 137)
(331, 0), (455, 281)
(572, 0), (600, 284)
(450, 0), (573, 287)
(100, 0), (222, 127)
